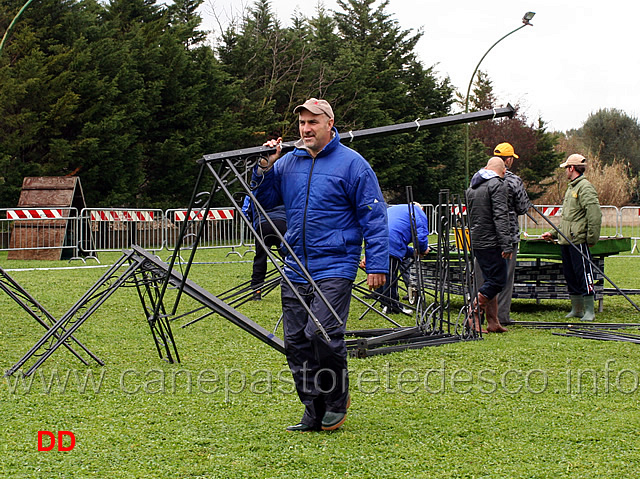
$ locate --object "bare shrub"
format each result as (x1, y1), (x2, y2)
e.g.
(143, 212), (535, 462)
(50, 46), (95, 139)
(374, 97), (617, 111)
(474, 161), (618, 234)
(536, 153), (638, 207)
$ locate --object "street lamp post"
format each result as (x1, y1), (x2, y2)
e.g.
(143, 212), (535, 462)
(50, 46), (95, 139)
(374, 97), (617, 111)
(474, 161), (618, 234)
(464, 11), (535, 186)
(0, 0), (37, 57)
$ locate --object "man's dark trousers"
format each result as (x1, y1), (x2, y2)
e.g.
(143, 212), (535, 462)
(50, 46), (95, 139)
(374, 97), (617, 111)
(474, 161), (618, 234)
(474, 247), (507, 299)
(281, 278), (351, 428)
(251, 218), (287, 289)
(561, 243), (596, 296)
(375, 255), (401, 310)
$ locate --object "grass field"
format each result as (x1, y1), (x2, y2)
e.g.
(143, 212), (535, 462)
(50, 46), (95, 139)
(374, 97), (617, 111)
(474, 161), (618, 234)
(1, 249), (640, 478)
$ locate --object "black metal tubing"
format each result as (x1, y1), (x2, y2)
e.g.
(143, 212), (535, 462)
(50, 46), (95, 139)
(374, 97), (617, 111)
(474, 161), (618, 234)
(350, 284), (405, 328)
(0, 267), (102, 367)
(350, 335), (463, 358)
(345, 327), (414, 338)
(222, 157), (347, 332)
(553, 329), (640, 343)
(163, 162), (216, 317)
(131, 265), (181, 364)
(143, 108), (517, 360)
(201, 106), (516, 163)
(130, 246), (286, 354)
(405, 187), (429, 330)
(208, 158), (334, 343)
(516, 320), (640, 329)
(5, 253), (138, 377)
(5, 244), (288, 377)
(454, 192), (478, 338)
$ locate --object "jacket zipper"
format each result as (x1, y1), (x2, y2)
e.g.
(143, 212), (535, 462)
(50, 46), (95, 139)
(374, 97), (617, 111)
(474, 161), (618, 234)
(302, 156), (316, 270)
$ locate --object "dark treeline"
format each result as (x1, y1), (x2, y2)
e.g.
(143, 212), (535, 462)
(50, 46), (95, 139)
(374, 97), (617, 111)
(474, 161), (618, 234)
(0, 0), (560, 208)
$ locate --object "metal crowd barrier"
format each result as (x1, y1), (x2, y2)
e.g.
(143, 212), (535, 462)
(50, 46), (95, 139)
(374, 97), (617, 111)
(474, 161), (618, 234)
(520, 204), (621, 239)
(79, 208), (164, 255)
(430, 203), (466, 239)
(620, 206), (640, 253)
(520, 204), (563, 237)
(0, 207), (80, 260)
(165, 207), (243, 255)
(422, 204), (436, 235)
(1, 204), (636, 260)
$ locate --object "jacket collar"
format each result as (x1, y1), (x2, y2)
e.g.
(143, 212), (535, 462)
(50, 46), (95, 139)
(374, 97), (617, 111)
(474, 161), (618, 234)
(293, 128), (340, 158)
(569, 174), (585, 187)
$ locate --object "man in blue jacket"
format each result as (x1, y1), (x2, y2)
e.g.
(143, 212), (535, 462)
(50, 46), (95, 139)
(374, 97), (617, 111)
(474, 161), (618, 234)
(254, 98), (388, 432)
(376, 203), (430, 314)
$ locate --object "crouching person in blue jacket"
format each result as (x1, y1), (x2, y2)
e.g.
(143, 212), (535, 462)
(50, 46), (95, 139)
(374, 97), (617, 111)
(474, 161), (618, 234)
(253, 98), (389, 432)
(376, 203), (430, 315)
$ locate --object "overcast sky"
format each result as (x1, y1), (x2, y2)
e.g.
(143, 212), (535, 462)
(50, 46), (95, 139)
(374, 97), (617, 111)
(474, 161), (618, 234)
(199, 0), (638, 132)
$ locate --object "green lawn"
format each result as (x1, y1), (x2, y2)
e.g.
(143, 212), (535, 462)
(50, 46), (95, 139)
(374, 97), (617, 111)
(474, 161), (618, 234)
(1, 250), (640, 478)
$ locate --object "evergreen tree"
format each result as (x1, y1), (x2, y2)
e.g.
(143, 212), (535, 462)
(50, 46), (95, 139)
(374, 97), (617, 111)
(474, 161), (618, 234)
(329, 0), (457, 203)
(580, 108), (640, 172)
(1, 0), (241, 208)
(468, 71), (562, 200)
(0, 0), (103, 205)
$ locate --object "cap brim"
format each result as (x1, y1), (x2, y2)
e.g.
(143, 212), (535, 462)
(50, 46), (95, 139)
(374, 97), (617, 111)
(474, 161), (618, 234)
(294, 105), (324, 115)
(559, 161), (568, 168)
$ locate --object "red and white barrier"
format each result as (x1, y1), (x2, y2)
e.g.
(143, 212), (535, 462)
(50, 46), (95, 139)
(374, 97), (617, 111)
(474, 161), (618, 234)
(90, 210), (154, 222)
(541, 206), (562, 217)
(6, 209), (66, 220)
(173, 209), (234, 222)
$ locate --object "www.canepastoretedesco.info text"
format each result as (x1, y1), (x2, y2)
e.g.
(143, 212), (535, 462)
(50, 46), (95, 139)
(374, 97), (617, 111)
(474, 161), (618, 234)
(3, 359), (638, 398)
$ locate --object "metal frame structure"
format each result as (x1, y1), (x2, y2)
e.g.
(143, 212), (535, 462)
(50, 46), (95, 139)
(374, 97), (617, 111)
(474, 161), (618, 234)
(0, 266), (104, 368)
(4, 107), (515, 375)
(145, 106), (515, 358)
(531, 204), (640, 313)
(346, 189), (481, 358)
(4, 246), (285, 377)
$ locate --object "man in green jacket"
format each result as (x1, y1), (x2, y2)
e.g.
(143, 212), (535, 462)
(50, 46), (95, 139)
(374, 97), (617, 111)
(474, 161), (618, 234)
(541, 154), (602, 320)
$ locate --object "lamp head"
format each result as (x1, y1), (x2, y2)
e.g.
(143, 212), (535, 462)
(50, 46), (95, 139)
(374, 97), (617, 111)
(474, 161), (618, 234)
(522, 11), (535, 25)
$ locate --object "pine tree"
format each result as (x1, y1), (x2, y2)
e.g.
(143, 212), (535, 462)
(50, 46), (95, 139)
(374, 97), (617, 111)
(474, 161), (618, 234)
(468, 70), (563, 200)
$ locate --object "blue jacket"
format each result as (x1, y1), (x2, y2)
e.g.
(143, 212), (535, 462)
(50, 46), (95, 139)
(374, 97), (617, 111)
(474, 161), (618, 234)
(387, 204), (429, 260)
(252, 128), (389, 282)
(241, 195), (286, 228)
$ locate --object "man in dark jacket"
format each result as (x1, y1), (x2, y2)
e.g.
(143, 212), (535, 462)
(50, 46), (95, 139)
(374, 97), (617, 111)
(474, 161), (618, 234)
(254, 98), (388, 432)
(466, 157), (513, 333)
(492, 142), (531, 325)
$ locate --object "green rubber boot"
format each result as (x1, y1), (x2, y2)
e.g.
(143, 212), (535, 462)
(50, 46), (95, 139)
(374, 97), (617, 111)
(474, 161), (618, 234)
(581, 295), (596, 321)
(565, 295), (584, 319)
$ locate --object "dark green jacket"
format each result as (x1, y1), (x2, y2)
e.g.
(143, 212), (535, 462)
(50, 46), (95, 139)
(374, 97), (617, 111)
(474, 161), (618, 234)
(551, 175), (602, 245)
